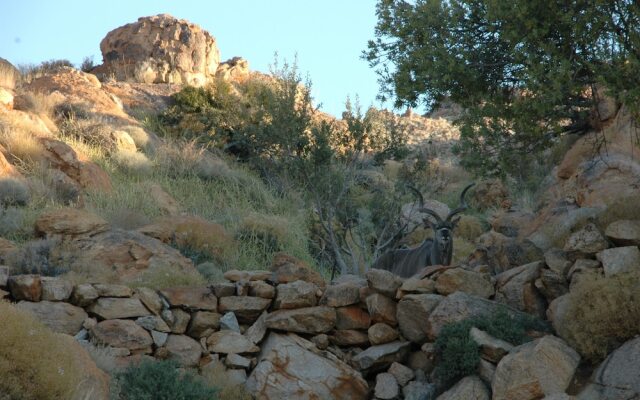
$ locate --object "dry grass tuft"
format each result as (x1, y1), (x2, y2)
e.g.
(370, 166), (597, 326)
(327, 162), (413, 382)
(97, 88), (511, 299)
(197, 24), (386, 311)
(0, 301), (83, 400)
(455, 215), (485, 242)
(561, 270), (640, 361)
(126, 264), (206, 290)
(112, 149), (153, 175)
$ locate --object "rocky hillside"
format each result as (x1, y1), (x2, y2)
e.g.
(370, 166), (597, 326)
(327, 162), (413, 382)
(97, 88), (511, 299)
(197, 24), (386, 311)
(1, 12), (640, 400)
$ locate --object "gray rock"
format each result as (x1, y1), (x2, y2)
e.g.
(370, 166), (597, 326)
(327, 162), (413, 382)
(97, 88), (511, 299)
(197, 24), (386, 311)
(135, 315), (170, 332)
(225, 353), (251, 369)
(477, 358), (496, 386)
(437, 376), (489, 400)
(605, 219), (640, 247)
(265, 306), (336, 334)
(577, 336), (640, 400)
(397, 294), (443, 343)
(88, 297), (151, 320)
(388, 362), (415, 386)
(40, 277), (73, 301)
(375, 373), (399, 400)
(244, 311), (268, 345)
(162, 308), (191, 334)
(220, 312), (240, 333)
(493, 336), (580, 400)
(311, 334), (329, 350)
(403, 381), (436, 400)
(597, 246), (640, 277)
(352, 340), (411, 370)
(329, 330), (369, 347)
(16, 300), (87, 335)
(367, 268), (403, 297)
(246, 333), (368, 400)
(535, 269), (568, 301)
(152, 330), (168, 347)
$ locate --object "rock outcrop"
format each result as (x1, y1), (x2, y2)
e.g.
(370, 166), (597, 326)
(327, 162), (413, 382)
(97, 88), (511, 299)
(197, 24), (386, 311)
(97, 14), (220, 86)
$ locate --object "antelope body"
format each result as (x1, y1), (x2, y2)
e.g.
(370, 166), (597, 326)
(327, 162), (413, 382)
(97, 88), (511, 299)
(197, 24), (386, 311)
(372, 183), (474, 278)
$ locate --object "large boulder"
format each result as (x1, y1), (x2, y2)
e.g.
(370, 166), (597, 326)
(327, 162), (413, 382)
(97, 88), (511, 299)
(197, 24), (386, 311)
(273, 280), (318, 309)
(218, 296), (271, 324)
(98, 14), (220, 85)
(54, 229), (200, 286)
(88, 297), (151, 320)
(162, 334), (202, 367)
(15, 301), (87, 335)
(159, 286), (217, 311)
(270, 252), (326, 288)
(578, 336), (640, 399)
(493, 336), (580, 400)
(246, 333), (369, 400)
(0, 57), (20, 90)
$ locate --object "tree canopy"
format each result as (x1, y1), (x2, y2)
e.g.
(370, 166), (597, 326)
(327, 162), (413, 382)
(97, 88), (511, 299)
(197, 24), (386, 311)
(366, 0), (640, 175)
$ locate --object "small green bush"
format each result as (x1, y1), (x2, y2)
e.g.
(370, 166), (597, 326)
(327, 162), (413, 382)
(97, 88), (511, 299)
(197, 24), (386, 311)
(434, 308), (548, 388)
(112, 359), (218, 400)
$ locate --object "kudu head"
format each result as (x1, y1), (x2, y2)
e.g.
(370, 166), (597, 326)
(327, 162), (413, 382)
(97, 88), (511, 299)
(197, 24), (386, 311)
(411, 183), (475, 265)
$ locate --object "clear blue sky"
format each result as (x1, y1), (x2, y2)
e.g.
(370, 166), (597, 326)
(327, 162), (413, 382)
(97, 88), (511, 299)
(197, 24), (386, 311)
(0, 0), (393, 117)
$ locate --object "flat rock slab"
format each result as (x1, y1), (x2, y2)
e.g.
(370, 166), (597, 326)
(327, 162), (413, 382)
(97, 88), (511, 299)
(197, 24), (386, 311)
(218, 296), (271, 323)
(351, 340), (411, 370)
(91, 319), (153, 350)
(246, 332), (368, 400)
(88, 297), (151, 319)
(397, 294), (443, 343)
(266, 306), (336, 334)
(605, 220), (640, 247)
(207, 330), (260, 354)
(40, 277), (73, 301)
(16, 300), (87, 335)
(159, 286), (217, 311)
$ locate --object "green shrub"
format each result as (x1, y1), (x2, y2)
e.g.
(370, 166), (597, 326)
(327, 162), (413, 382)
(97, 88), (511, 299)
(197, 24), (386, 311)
(112, 359), (217, 400)
(434, 308), (548, 388)
(560, 270), (640, 362)
(0, 301), (83, 400)
(5, 239), (68, 276)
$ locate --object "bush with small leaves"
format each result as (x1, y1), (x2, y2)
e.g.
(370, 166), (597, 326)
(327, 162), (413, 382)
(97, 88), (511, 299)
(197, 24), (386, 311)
(112, 359), (218, 400)
(434, 308), (549, 389)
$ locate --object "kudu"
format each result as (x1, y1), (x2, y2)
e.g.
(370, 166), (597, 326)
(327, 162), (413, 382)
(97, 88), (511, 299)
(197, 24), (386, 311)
(371, 183), (475, 278)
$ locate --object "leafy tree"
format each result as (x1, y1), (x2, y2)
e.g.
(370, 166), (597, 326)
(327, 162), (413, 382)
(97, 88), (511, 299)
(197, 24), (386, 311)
(366, 0), (640, 175)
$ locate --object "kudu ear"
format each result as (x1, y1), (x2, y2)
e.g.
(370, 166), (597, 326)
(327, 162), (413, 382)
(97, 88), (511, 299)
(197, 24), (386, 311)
(451, 216), (461, 228)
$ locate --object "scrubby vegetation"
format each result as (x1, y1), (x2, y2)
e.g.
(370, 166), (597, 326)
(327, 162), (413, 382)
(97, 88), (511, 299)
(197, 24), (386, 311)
(0, 301), (83, 400)
(434, 308), (549, 388)
(111, 359), (218, 400)
(561, 270), (640, 362)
